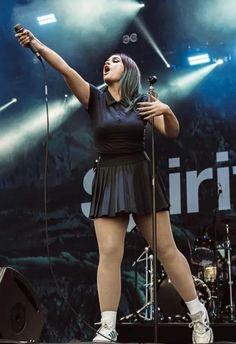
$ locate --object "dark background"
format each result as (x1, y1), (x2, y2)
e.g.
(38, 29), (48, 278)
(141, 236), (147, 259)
(0, 0), (236, 341)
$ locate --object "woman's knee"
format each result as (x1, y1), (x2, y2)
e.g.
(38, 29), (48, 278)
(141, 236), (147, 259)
(94, 216), (127, 263)
(98, 241), (124, 263)
(157, 244), (179, 263)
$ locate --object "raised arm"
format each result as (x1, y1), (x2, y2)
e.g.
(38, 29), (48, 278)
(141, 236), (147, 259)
(137, 95), (180, 138)
(16, 28), (90, 108)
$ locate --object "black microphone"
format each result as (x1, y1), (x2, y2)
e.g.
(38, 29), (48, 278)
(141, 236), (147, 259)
(14, 23), (42, 61)
(148, 75), (157, 85)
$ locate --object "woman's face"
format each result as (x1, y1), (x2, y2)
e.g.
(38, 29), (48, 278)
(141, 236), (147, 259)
(103, 55), (125, 84)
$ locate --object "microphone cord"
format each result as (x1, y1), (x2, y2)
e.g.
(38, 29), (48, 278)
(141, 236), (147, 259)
(39, 58), (114, 342)
(14, 22), (112, 341)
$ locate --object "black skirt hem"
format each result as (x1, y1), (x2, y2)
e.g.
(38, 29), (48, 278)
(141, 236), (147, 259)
(89, 207), (170, 219)
(89, 151), (170, 219)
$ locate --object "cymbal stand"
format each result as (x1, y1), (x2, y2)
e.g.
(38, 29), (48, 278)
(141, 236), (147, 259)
(211, 184), (222, 319)
(224, 222), (236, 322)
(135, 247), (154, 320)
(119, 246), (155, 322)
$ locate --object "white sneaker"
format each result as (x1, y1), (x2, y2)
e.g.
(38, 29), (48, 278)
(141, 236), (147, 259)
(189, 307), (213, 343)
(93, 324), (118, 342)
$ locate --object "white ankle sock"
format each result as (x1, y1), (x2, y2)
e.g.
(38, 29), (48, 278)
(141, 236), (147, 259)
(185, 298), (205, 315)
(101, 311), (117, 329)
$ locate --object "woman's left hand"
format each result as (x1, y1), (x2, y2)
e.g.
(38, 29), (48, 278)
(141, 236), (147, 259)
(137, 95), (169, 120)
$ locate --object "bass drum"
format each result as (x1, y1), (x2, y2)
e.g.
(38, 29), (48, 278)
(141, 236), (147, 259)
(157, 275), (211, 322)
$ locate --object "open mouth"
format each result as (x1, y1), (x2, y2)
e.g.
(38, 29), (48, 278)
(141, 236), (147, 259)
(104, 65), (110, 75)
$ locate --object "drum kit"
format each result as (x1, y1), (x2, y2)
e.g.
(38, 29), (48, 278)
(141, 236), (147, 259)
(191, 213), (236, 323)
(120, 212), (236, 324)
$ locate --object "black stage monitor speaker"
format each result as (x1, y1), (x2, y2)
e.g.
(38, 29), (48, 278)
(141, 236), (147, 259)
(0, 267), (44, 342)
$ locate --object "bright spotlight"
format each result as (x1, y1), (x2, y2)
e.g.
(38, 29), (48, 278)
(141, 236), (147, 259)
(63, 94), (68, 105)
(135, 17), (170, 68)
(37, 13), (57, 25)
(139, 3), (145, 8)
(59, 0), (143, 34)
(216, 58), (224, 65)
(0, 98), (18, 112)
(0, 96), (79, 159)
(0, 84), (105, 160)
(170, 63), (218, 97)
(187, 53), (210, 66)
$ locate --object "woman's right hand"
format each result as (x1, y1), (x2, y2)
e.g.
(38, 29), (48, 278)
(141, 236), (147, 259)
(15, 28), (36, 48)
(15, 26), (90, 108)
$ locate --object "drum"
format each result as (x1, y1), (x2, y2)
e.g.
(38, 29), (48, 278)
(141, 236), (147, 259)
(192, 235), (214, 267)
(157, 276), (211, 322)
(203, 265), (217, 283)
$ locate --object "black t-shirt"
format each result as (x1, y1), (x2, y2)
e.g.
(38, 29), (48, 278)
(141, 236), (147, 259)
(88, 84), (148, 155)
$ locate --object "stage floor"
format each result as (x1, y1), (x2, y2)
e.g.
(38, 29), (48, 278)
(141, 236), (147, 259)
(0, 323), (235, 344)
(116, 322), (236, 343)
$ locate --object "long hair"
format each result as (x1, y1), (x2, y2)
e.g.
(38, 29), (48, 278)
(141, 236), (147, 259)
(118, 53), (142, 109)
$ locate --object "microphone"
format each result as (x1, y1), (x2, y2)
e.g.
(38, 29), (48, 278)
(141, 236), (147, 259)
(148, 75), (157, 85)
(14, 23), (42, 61)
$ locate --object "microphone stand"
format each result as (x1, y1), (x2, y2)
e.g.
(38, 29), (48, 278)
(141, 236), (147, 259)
(210, 184), (221, 320)
(148, 76), (158, 343)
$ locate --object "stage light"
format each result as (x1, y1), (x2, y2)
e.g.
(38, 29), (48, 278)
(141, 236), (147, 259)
(0, 85), (105, 160)
(122, 33), (138, 44)
(139, 3), (145, 8)
(0, 98), (18, 112)
(135, 17), (170, 68)
(173, 63), (218, 95)
(61, 0), (142, 31)
(187, 53), (210, 66)
(215, 58), (224, 65)
(130, 33), (138, 42)
(63, 94), (68, 105)
(37, 13), (57, 25)
(0, 97), (79, 159)
(122, 34), (130, 44)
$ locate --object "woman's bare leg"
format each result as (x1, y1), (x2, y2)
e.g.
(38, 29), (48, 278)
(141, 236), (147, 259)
(94, 215), (129, 311)
(134, 211), (197, 301)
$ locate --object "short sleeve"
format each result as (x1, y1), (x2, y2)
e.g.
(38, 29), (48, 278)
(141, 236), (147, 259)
(88, 84), (102, 115)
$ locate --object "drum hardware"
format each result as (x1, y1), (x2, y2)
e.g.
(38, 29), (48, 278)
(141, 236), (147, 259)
(120, 246), (213, 324)
(120, 246), (157, 322)
(192, 233), (214, 267)
(215, 213), (236, 322)
(135, 246), (155, 321)
(193, 212), (236, 322)
(202, 265), (217, 283)
(157, 275), (212, 322)
(192, 226), (221, 320)
(222, 222), (236, 322)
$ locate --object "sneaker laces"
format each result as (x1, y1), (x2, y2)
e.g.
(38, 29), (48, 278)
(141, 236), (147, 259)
(95, 322), (117, 342)
(188, 312), (210, 335)
(95, 321), (115, 328)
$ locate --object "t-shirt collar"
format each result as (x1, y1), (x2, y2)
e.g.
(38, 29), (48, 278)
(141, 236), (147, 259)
(105, 89), (129, 107)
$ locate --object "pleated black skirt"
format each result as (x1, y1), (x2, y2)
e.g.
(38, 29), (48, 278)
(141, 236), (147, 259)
(89, 151), (170, 219)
